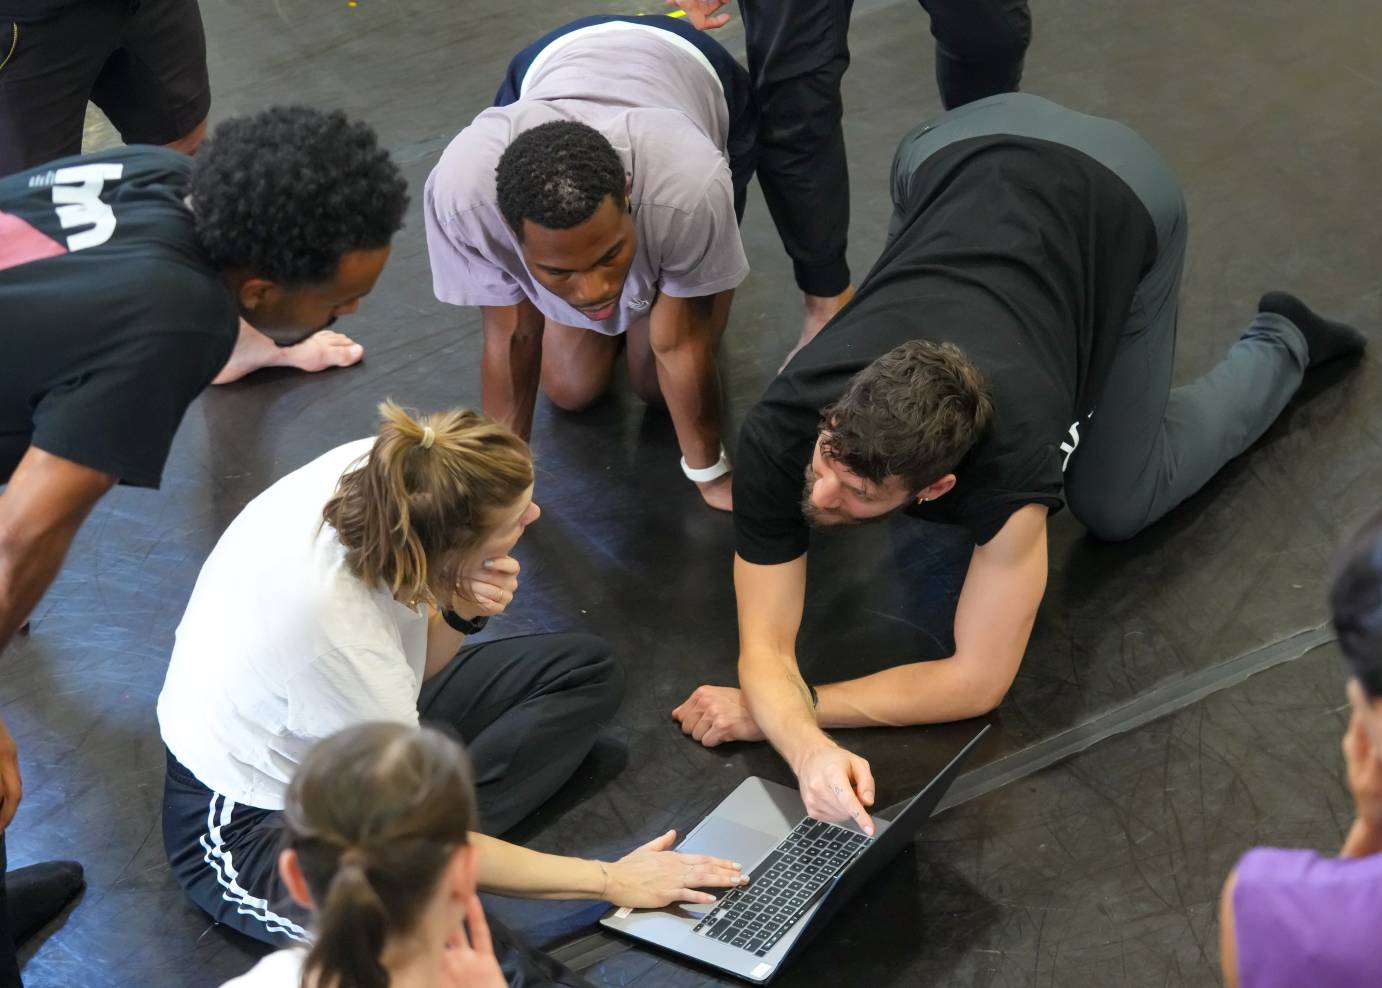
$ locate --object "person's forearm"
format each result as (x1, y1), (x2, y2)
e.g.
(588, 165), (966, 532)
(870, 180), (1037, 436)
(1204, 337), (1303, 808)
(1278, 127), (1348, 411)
(651, 321), (723, 468)
(0, 531), (75, 653)
(740, 649), (832, 774)
(472, 833), (606, 900)
(815, 655), (1009, 729)
(1340, 817), (1382, 858)
(480, 304), (544, 440)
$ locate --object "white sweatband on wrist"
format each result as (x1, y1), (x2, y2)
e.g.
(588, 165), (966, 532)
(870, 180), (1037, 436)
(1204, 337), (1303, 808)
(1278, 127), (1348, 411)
(681, 446), (731, 483)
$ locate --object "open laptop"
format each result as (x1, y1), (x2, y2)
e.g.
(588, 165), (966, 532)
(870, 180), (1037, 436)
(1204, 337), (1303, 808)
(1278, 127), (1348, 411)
(600, 724), (989, 982)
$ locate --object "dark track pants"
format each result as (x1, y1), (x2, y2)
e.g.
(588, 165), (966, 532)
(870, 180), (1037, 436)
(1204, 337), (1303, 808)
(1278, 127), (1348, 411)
(740, 0), (1031, 296)
(162, 632), (620, 985)
(889, 94), (1309, 541)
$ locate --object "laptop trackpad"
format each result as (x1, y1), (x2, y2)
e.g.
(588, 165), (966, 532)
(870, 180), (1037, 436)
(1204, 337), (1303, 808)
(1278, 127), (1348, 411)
(680, 817), (782, 875)
(666, 817), (782, 922)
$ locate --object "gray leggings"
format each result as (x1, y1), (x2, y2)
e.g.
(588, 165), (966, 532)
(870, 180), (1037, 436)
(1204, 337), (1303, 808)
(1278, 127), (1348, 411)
(890, 94), (1307, 541)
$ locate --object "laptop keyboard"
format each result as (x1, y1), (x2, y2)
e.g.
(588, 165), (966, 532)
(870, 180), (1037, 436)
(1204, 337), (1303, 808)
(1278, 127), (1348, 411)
(691, 817), (873, 957)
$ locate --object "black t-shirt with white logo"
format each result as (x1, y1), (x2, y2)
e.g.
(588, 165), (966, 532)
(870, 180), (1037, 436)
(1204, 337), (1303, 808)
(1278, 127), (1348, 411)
(0, 146), (237, 487)
(733, 135), (1158, 565)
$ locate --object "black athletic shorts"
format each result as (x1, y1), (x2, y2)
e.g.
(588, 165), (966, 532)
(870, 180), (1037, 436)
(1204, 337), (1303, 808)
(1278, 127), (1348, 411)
(0, 0), (210, 176)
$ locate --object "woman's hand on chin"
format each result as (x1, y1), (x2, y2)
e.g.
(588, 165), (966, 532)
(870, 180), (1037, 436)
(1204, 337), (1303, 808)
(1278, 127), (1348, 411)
(453, 555), (520, 619)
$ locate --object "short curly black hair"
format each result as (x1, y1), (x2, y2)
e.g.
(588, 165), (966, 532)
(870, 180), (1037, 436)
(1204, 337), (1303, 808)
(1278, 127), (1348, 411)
(190, 106), (409, 285)
(495, 121), (626, 239)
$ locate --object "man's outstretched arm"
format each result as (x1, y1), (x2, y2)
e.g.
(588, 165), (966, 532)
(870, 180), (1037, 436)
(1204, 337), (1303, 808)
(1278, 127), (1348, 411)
(677, 553), (880, 833)
(0, 447), (116, 652)
(814, 503), (1049, 727)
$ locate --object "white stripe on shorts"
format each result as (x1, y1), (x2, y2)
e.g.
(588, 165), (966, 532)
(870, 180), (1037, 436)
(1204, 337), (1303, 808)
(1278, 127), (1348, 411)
(199, 793), (311, 943)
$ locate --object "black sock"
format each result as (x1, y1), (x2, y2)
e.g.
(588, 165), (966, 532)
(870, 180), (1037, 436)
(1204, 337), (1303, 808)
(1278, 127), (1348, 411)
(1258, 291), (1367, 369)
(6, 861), (84, 947)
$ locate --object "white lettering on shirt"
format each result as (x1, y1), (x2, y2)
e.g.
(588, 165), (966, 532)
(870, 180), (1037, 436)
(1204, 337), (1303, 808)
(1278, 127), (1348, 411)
(50, 164), (124, 252)
(1060, 420), (1081, 471)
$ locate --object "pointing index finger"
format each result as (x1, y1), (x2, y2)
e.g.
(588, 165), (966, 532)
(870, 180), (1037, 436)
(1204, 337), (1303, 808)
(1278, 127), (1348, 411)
(830, 769), (874, 836)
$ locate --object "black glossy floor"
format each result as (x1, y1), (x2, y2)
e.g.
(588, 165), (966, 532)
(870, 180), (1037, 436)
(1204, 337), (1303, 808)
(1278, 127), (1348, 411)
(10, 0), (1382, 984)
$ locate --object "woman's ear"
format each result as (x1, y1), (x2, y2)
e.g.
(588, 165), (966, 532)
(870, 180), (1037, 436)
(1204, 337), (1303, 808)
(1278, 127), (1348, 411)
(448, 844), (478, 902)
(279, 848), (316, 910)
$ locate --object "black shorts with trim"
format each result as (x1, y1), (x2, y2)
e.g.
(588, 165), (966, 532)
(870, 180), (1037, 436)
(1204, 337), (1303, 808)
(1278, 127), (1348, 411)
(0, 0), (210, 176)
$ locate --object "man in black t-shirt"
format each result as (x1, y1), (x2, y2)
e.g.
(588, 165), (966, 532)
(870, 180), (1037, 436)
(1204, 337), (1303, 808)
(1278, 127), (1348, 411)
(673, 94), (1367, 832)
(0, 105), (407, 982)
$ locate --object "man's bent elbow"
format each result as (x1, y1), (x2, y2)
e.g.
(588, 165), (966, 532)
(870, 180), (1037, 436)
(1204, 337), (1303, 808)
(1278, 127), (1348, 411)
(945, 665), (1015, 721)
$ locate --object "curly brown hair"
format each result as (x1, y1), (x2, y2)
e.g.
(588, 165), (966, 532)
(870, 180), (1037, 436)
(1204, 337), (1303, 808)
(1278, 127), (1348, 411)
(820, 340), (994, 490)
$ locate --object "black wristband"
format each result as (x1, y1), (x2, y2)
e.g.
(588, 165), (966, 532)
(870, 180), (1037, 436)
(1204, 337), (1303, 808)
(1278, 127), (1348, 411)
(442, 610), (489, 635)
(808, 684), (819, 709)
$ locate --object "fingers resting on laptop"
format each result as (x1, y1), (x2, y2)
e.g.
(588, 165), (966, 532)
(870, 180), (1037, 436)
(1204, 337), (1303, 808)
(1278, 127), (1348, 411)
(605, 829), (750, 907)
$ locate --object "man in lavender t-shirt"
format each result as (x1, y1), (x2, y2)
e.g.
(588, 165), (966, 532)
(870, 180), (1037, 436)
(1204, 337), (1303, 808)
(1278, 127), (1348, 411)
(1219, 510), (1382, 987)
(424, 17), (754, 512)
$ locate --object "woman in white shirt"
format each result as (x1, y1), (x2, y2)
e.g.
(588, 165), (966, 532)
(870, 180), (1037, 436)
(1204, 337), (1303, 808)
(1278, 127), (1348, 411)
(160, 404), (745, 979)
(222, 721), (509, 988)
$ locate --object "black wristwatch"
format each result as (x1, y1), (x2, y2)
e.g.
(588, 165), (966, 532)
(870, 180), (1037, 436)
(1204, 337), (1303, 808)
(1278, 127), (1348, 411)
(442, 610), (490, 635)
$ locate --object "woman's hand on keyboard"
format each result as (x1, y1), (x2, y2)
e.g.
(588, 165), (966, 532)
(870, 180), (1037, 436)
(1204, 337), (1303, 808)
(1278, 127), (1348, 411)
(603, 830), (749, 907)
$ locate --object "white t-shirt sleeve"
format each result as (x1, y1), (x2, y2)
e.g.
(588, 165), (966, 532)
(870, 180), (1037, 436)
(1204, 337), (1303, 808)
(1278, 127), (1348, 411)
(655, 168), (748, 300)
(285, 645), (422, 741)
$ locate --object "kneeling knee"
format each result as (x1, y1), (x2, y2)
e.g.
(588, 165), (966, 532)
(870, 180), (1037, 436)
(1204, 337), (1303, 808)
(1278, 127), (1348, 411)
(1076, 506), (1146, 543)
(563, 632), (625, 714)
(543, 379), (607, 413)
(1061, 486), (1149, 541)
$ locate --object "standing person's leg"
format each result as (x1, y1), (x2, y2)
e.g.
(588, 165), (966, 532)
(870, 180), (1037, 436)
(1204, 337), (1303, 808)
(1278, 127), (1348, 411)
(88, 0), (211, 156)
(918, 0), (1031, 110)
(0, 1), (123, 176)
(417, 633), (622, 836)
(739, 0), (855, 346)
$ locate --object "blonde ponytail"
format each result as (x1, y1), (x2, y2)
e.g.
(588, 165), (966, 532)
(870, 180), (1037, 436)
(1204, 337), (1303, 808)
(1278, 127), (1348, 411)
(322, 401), (533, 607)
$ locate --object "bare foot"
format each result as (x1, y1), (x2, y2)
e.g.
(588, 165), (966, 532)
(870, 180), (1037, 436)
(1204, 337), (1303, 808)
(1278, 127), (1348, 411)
(696, 473), (732, 512)
(214, 321), (365, 385)
(783, 286), (855, 371)
(281, 330), (365, 374)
